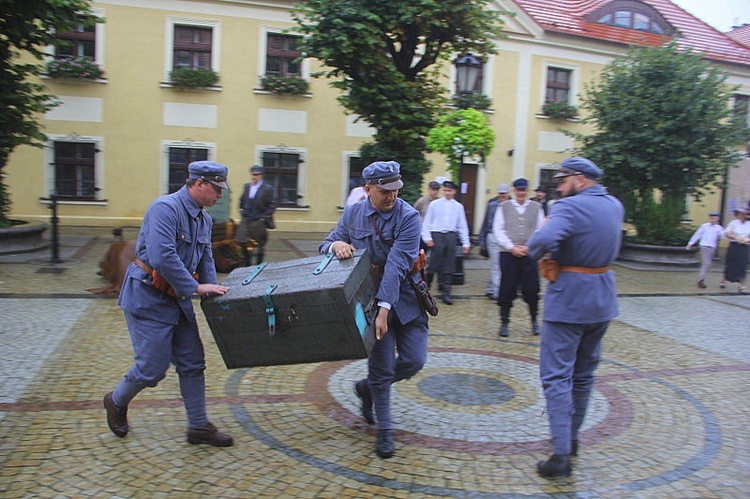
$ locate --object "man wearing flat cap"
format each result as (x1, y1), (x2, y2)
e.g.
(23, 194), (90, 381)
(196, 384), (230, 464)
(104, 160), (234, 447)
(478, 183), (511, 300)
(519, 156), (624, 478)
(421, 180), (471, 304)
(237, 165), (277, 266)
(320, 160), (429, 459)
(492, 177), (545, 337)
(685, 211), (723, 289)
(413, 180), (441, 220)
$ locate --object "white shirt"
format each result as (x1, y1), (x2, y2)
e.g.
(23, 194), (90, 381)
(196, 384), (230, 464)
(421, 197), (471, 247)
(492, 198), (546, 250)
(687, 222), (724, 248)
(725, 219), (750, 241)
(249, 179), (263, 198)
(345, 186), (367, 206)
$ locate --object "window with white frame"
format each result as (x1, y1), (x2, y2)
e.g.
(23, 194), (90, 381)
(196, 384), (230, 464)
(266, 33), (302, 76)
(167, 146), (210, 194)
(173, 25), (213, 70)
(347, 156), (367, 192)
(55, 19), (96, 59)
(165, 18), (220, 78)
(261, 150), (304, 207)
(545, 67), (573, 104)
(47, 136), (103, 200)
(48, 9), (105, 77)
(734, 94), (749, 128)
(258, 27), (309, 89)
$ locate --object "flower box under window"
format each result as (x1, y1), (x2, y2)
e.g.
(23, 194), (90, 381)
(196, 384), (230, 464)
(45, 56), (104, 80)
(260, 74), (309, 95)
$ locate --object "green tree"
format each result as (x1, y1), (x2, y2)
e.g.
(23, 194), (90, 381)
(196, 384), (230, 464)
(426, 108), (495, 180)
(0, 0), (100, 226)
(569, 41), (745, 245)
(292, 0), (507, 202)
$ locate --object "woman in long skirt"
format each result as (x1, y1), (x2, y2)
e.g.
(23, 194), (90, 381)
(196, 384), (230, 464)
(722, 208), (750, 294)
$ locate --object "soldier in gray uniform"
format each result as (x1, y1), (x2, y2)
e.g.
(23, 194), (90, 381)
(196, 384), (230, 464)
(104, 161), (234, 447)
(522, 157), (624, 478)
(320, 160), (429, 459)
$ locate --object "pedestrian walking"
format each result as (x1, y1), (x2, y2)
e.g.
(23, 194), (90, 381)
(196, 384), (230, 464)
(422, 180), (471, 304)
(478, 183), (510, 300)
(103, 161), (234, 447)
(237, 164), (276, 266)
(413, 181), (441, 220)
(320, 160), (429, 459)
(722, 207), (750, 294)
(685, 212), (723, 288)
(521, 157), (624, 478)
(492, 178), (545, 336)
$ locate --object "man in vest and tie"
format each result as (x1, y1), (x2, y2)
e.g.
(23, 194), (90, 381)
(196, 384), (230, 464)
(492, 178), (545, 337)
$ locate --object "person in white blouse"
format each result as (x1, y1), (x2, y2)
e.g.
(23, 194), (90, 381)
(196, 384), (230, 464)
(685, 211), (724, 289)
(722, 207), (750, 294)
(421, 181), (471, 305)
(492, 178), (546, 337)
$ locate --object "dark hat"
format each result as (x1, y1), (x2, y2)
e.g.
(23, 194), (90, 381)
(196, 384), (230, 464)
(428, 181), (441, 190)
(250, 164), (264, 174)
(442, 180), (459, 190)
(362, 161), (403, 190)
(708, 211), (720, 217)
(554, 157), (603, 180)
(512, 178), (529, 189)
(497, 183), (510, 194)
(188, 161), (229, 190)
(535, 185), (545, 192)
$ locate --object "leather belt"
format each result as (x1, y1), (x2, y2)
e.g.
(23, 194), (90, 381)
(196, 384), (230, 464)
(559, 265), (611, 274)
(134, 258), (198, 298)
(134, 257), (154, 273)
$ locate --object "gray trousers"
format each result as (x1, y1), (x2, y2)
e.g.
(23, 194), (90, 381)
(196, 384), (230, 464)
(698, 245), (715, 281)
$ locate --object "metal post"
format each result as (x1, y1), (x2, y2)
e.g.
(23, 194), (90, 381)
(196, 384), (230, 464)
(49, 192), (63, 263)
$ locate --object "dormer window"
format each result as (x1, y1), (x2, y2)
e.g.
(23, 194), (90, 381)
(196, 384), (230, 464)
(587, 0), (673, 35)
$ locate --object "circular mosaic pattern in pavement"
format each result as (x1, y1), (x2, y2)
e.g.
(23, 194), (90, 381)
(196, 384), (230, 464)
(327, 351), (608, 443)
(227, 343), (723, 496)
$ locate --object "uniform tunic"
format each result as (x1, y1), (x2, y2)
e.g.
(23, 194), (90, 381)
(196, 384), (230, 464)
(115, 186), (217, 427)
(526, 184), (624, 455)
(321, 197), (428, 429)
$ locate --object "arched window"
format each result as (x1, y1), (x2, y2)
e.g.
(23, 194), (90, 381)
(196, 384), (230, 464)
(586, 0), (673, 35)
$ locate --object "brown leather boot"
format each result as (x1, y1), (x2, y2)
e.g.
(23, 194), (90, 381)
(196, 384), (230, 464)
(103, 392), (129, 438)
(187, 422), (234, 447)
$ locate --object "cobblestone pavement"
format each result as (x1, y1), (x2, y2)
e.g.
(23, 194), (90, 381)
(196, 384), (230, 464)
(1, 227), (748, 497)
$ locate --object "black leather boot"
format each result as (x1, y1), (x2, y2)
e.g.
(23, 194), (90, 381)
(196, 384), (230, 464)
(376, 429), (394, 459)
(537, 454), (572, 478)
(354, 379), (375, 425)
(499, 323), (509, 337)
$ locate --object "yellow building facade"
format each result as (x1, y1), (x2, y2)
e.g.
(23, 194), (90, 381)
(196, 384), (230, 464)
(6, 0), (750, 232)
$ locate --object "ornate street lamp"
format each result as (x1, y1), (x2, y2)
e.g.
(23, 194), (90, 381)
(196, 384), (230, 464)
(453, 53), (483, 107)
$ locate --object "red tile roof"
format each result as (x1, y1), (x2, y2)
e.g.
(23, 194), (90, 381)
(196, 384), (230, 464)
(512, 0), (750, 67)
(727, 24), (750, 48)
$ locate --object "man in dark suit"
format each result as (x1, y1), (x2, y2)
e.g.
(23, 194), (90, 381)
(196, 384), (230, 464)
(237, 165), (276, 265)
